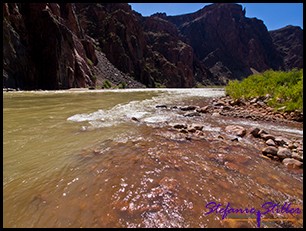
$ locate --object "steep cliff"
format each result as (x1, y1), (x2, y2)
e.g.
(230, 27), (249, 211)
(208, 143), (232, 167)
(75, 3), (195, 87)
(166, 3), (284, 84)
(3, 3), (303, 89)
(270, 25), (303, 70)
(3, 3), (96, 89)
(3, 3), (141, 90)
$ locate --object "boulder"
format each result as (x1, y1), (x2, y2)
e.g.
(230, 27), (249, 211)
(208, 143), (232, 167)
(156, 105), (167, 109)
(212, 112), (220, 117)
(213, 100), (226, 107)
(131, 117), (140, 122)
(291, 152), (303, 162)
(188, 128), (197, 133)
(190, 124), (204, 131)
(180, 105), (198, 111)
(277, 147), (292, 159)
(184, 112), (201, 117)
(274, 137), (290, 146)
(225, 125), (246, 137)
(262, 146), (278, 156)
(266, 139), (276, 146)
(173, 124), (187, 129)
(250, 127), (260, 137)
(196, 106), (210, 113)
(179, 129), (188, 134)
(258, 129), (268, 136)
(260, 134), (276, 141)
(282, 158), (303, 169)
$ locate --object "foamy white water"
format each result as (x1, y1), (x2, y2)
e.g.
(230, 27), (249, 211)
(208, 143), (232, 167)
(67, 88), (225, 129)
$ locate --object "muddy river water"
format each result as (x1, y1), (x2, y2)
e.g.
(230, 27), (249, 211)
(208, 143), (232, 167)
(3, 88), (303, 228)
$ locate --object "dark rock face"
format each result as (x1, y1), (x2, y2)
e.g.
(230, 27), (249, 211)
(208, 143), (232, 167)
(3, 3), (95, 89)
(3, 3), (303, 90)
(270, 25), (303, 70)
(166, 3), (284, 84)
(75, 3), (195, 87)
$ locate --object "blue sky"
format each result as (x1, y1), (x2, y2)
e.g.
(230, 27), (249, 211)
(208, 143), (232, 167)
(129, 3), (303, 31)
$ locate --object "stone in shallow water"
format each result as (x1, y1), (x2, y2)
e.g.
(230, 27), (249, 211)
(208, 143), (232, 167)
(184, 112), (201, 117)
(249, 127), (260, 137)
(225, 125), (246, 137)
(172, 123), (187, 129)
(274, 137), (290, 146)
(291, 152), (303, 162)
(180, 105), (197, 111)
(260, 133), (276, 141)
(262, 146), (278, 156)
(156, 105), (167, 109)
(196, 106), (209, 113)
(282, 158), (303, 169)
(277, 147), (292, 159)
(266, 139), (276, 146)
(190, 123), (204, 131)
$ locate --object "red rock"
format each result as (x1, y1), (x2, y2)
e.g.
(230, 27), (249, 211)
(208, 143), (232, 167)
(277, 147), (292, 159)
(266, 139), (276, 146)
(225, 125), (246, 137)
(262, 146), (278, 156)
(249, 127), (260, 137)
(282, 158), (303, 169)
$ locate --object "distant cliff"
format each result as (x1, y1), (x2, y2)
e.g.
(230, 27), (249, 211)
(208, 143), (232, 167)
(3, 3), (303, 90)
(270, 25), (303, 70)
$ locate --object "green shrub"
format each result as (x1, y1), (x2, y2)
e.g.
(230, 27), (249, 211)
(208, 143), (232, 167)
(86, 58), (93, 67)
(118, 82), (127, 89)
(102, 80), (112, 89)
(155, 82), (166, 88)
(225, 69), (303, 112)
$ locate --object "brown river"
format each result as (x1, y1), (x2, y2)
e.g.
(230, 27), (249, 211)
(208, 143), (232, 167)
(3, 88), (303, 228)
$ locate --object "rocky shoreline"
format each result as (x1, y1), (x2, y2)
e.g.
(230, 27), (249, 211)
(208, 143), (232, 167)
(153, 95), (303, 169)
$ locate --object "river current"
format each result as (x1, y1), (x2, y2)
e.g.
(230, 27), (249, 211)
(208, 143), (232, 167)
(3, 88), (303, 228)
